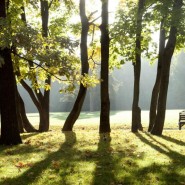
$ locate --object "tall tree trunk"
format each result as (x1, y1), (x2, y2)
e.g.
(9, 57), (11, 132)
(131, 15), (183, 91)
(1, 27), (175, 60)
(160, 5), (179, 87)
(0, 49), (22, 145)
(13, 10), (37, 133)
(18, 1), (50, 132)
(39, 76), (51, 131)
(28, 1), (50, 132)
(41, 0), (49, 37)
(19, 77), (49, 132)
(151, 28), (177, 135)
(16, 88), (24, 133)
(17, 91), (38, 132)
(38, 0), (50, 132)
(14, 63), (37, 133)
(20, 78), (50, 132)
(0, 0), (22, 145)
(99, 0), (110, 133)
(15, 3), (50, 132)
(16, 83), (37, 132)
(131, 0), (145, 132)
(62, 0), (89, 131)
(148, 20), (165, 132)
(151, 0), (183, 135)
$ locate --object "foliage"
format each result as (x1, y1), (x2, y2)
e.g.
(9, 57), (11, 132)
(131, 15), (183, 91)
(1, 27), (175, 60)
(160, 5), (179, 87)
(110, 0), (140, 66)
(110, 0), (185, 68)
(0, 0), (82, 92)
(1, 0), (184, 90)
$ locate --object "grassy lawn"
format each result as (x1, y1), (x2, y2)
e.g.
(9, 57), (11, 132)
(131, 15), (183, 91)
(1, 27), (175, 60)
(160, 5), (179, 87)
(0, 111), (185, 185)
(27, 110), (182, 129)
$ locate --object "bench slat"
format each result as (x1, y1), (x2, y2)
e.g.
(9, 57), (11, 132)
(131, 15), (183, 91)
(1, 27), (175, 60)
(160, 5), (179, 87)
(179, 111), (185, 130)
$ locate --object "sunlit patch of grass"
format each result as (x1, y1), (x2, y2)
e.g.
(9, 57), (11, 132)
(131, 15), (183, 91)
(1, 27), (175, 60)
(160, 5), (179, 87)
(0, 125), (185, 185)
(28, 110), (183, 130)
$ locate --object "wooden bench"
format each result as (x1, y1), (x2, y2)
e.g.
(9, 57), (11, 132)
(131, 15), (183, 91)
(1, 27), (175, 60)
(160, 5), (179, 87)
(179, 111), (185, 130)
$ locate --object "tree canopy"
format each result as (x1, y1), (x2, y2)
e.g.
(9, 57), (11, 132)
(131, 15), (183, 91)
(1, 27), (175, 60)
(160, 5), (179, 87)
(0, 0), (185, 145)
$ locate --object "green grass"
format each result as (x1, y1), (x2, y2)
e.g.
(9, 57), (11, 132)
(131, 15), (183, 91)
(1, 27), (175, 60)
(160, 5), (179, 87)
(0, 125), (185, 185)
(0, 110), (185, 185)
(27, 109), (182, 129)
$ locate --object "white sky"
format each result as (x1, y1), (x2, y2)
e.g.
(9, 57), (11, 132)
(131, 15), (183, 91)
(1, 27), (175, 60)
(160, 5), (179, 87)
(71, 0), (119, 24)
(109, 0), (119, 23)
(89, 0), (119, 24)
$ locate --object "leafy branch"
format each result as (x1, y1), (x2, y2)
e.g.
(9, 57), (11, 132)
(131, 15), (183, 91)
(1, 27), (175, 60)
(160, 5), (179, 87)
(12, 51), (71, 82)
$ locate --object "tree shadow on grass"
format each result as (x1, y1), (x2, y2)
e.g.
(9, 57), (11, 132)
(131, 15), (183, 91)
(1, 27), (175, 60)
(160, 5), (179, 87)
(92, 133), (116, 185)
(161, 134), (185, 146)
(0, 144), (45, 157)
(1, 132), (77, 185)
(0, 145), (9, 153)
(1, 132), (55, 156)
(0, 133), (40, 153)
(1, 132), (121, 185)
(134, 132), (185, 184)
(2, 131), (184, 185)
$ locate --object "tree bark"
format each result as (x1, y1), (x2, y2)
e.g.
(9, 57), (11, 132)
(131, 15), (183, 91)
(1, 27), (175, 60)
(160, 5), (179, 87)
(131, 0), (145, 132)
(0, 49), (22, 145)
(99, 0), (111, 133)
(19, 74), (50, 132)
(14, 3), (50, 132)
(41, 0), (49, 37)
(17, 91), (38, 132)
(38, 76), (51, 131)
(20, 1), (50, 132)
(38, 0), (50, 132)
(148, 20), (165, 132)
(151, 0), (183, 135)
(151, 28), (177, 135)
(16, 88), (24, 133)
(62, 0), (89, 131)
(0, 0), (22, 145)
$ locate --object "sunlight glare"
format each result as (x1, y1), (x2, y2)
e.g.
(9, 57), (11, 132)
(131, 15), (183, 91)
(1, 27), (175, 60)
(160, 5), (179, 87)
(85, 0), (119, 24)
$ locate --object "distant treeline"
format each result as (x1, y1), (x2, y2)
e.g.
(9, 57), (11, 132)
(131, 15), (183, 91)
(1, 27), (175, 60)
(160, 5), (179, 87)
(19, 51), (185, 113)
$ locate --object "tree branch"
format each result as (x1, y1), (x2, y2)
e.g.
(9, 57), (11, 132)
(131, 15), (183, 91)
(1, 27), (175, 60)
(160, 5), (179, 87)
(20, 79), (42, 110)
(89, 15), (101, 24)
(48, 0), (54, 9)
(12, 51), (71, 82)
(88, 10), (98, 20)
(88, 50), (101, 68)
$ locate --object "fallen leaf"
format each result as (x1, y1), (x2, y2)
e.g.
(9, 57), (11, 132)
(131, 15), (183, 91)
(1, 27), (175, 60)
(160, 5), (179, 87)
(51, 160), (60, 170)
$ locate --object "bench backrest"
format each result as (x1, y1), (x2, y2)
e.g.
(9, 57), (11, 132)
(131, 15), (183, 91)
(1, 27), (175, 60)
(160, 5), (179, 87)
(179, 112), (185, 121)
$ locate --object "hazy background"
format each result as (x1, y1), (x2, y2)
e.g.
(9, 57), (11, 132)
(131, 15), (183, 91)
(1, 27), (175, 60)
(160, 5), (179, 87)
(18, 51), (185, 113)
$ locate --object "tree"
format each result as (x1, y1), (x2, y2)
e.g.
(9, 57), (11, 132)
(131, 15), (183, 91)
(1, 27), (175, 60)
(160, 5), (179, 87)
(148, 18), (165, 132)
(11, 5), (38, 133)
(99, 0), (111, 133)
(131, 0), (145, 132)
(0, 0), (22, 145)
(12, 1), (79, 132)
(111, 0), (154, 132)
(36, 0), (51, 132)
(62, 0), (89, 131)
(17, 90), (38, 132)
(150, 0), (183, 135)
(13, 1), (50, 132)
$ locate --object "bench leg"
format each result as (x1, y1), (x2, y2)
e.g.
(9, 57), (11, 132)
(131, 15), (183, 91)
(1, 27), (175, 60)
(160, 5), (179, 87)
(179, 123), (181, 130)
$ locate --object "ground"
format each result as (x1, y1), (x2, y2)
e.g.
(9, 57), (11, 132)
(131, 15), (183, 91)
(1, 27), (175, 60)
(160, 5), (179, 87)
(0, 110), (184, 185)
